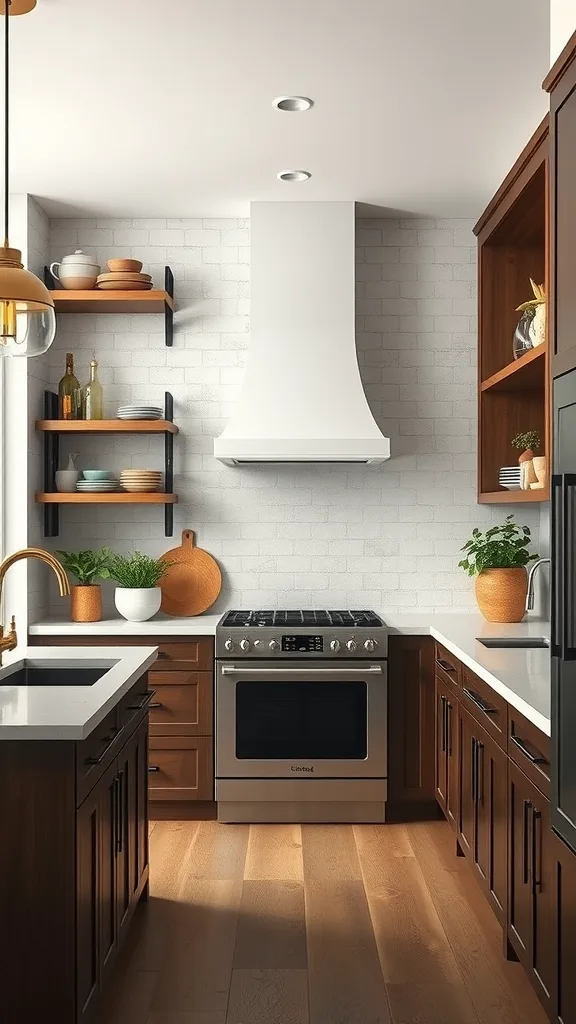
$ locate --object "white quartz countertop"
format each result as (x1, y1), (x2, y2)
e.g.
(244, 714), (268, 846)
(386, 613), (551, 736)
(29, 613), (222, 636)
(29, 611), (551, 736)
(0, 645), (158, 740)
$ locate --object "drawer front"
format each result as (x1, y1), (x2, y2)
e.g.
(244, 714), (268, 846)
(148, 736), (213, 801)
(148, 671), (213, 735)
(508, 707), (551, 798)
(434, 642), (461, 690)
(155, 640), (213, 670)
(461, 666), (507, 749)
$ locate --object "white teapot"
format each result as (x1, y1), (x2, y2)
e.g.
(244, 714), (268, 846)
(49, 250), (100, 290)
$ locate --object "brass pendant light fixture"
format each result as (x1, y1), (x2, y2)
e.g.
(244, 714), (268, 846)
(0, 0), (55, 357)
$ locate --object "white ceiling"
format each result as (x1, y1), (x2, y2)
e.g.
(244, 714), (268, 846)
(11, 0), (550, 219)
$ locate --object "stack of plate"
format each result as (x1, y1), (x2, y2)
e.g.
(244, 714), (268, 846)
(117, 404), (163, 421)
(120, 469), (162, 493)
(499, 466), (522, 490)
(77, 478), (118, 494)
(97, 258), (152, 292)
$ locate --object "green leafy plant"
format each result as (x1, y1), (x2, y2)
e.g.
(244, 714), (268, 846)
(107, 551), (172, 589)
(458, 515), (539, 577)
(56, 548), (112, 586)
(511, 430), (541, 453)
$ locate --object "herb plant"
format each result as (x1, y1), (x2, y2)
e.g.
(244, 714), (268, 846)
(107, 551), (172, 589)
(56, 548), (112, 586)
(458, 515), (539, 577)
(511, 430), (541, 453)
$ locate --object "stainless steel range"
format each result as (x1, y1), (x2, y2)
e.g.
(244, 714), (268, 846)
(215, 610), (388, 823)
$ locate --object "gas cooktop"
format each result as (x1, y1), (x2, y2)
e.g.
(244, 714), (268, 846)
(221, 609), (383, 628)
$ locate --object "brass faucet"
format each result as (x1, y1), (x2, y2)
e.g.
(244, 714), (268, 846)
(0, 548), (70, 665)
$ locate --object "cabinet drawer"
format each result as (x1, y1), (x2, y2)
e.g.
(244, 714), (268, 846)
(155, 640), (213, 670)
(508, 707), (551, 798)
(434, 642), (461, 690)
(148, 671), (213, 735)
(461, 666), (507, 749)
(76, 706), (119, 804)
(148, 736), (213, 801)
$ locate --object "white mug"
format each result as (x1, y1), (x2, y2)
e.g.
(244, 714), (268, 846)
(50, 250), (100, 290)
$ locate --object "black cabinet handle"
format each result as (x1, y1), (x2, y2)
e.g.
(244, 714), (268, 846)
(462, 687), (497, 717)
(116, 770), (124, 854)
(522, 800), (532, 885)
(532, 808), (542, 891)
(471, 737), (477, 803)
(85, 729), (122, 766)
(552, 474), (576, 659)
(149, 701), (163, 710)
(447, 702), (453, 756)
(126, 690), (156, 711)
(157, 651), (169, 659)
(510, 734), (547, 766)
(112, 773), (118, 853)
(476, 741), (484, 806)
(436, 658), (455, 674)
(148, 765), (160, 772)
(440, 695), (447, 753)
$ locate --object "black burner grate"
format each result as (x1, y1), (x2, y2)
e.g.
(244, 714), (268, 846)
(221, 609), (383, 628)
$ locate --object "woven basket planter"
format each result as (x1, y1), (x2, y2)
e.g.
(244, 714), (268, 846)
(71, 584), (102, 623)
(475, 568), (528, 623)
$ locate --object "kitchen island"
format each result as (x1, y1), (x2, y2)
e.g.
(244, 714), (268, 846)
(0, 644), (157, 1024)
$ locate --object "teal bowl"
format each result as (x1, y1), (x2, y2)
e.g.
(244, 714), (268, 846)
(82, 470), (116, 481)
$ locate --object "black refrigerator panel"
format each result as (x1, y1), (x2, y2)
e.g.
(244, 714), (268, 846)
(552, 368), (576, 853)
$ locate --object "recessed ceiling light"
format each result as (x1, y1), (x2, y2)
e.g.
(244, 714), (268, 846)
(277, 170), (311, 182)
(273, 96), (313, 112)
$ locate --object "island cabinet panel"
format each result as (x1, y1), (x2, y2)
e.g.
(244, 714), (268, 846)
(435, 672), (458, 831)
(387, 635), (438, 820)
(551, 827), (576, 1024)
(0, 674), (149, 1024)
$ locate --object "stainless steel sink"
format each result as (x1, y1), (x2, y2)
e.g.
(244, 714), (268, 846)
(477, 637), (550, 649)
(0, 662), (108, 686)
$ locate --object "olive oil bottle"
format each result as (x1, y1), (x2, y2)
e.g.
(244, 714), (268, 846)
(58, 352), (80, 419)
(82, 358), (104, 419)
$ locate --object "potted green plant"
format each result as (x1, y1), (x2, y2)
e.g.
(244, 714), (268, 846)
(107, 551), (171, 622)
(56, 548), (111, 622)
(458, 516), (539, 622)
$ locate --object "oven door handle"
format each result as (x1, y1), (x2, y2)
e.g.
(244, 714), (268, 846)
(220, 664), (383, 676)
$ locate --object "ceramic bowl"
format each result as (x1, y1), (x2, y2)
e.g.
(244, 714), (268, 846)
(107, 258), (143, 273)
(55, 469), (80, 493)
(82, 469), (116, 481)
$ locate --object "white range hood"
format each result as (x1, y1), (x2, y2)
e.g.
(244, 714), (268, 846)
(214, 201), (390, 465)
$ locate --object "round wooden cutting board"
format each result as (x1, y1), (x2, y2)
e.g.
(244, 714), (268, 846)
(159, 530), (222, 616)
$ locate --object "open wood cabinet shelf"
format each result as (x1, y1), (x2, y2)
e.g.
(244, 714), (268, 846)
(474, 117), (550, 503)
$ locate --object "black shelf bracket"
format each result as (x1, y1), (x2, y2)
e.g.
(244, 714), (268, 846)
(164, 390), (174, 536)
(43, 390), (59, 537)
(164, 266), (174, 347)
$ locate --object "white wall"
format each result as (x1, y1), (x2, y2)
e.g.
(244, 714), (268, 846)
(551, 0), (576, 63)
(37, 214), (540, 617)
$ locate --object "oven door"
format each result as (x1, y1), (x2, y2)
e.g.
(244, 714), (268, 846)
(216, 659), (387, 779)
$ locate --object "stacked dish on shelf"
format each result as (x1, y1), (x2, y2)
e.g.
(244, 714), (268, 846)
(77, 470), (118, 493)
(97, 259), (152, 292)
(499, 466), (522, 490)
(120, 469), (162, 493)
(117, 403), (163, 421)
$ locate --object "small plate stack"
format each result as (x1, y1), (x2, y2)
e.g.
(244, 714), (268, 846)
(499, 466), (522, 490)
(117, 404), (163, 421)
(97, 259), (153, 292)
(120, 469), (162, 493)
(77, 477), (118, 494)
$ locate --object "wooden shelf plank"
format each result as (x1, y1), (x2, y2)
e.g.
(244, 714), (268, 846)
(35, 419), (178, 435)
(478, 488), (549, 504)
(50, 290), (174, 314)
(35, 493), (178, 505)
(480, 346), (546, 393)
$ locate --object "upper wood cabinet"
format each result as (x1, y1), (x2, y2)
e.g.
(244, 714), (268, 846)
(473, 118), (550, 503)
(545, 31), (576, 378)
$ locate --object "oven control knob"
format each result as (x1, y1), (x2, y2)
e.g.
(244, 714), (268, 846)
(330, 639), (341, 653)
(346, 639), (358, 652)
(269, 639), (280, 652)
(253, 639), (262, 648)
(364, 638), (378, 653)
(239, 638), (250, 652)
(224, 638), (235, 652)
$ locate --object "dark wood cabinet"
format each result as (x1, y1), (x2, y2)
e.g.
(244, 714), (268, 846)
(435, 673), (457, 831)
(545, 33), (576, 377)
(387, 635), (437, 820)
(76, 778), (103, 1022)
(457, 705), (507, 925)
(550, 827), (576, 1023)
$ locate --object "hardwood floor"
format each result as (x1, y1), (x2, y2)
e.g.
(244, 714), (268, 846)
(97, 820), (548, 1024)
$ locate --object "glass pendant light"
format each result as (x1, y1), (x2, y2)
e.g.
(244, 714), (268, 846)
(0, 0), (55, 357)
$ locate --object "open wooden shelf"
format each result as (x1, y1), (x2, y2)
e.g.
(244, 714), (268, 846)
(35, 492), (178, 505)
(50, 290), (174, 314)
(480, 345), (546, 393)
(478, 487), (549, 504)
(36, 419), (178, 435)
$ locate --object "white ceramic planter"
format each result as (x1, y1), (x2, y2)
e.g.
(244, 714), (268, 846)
(114, 586), (161, 622)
